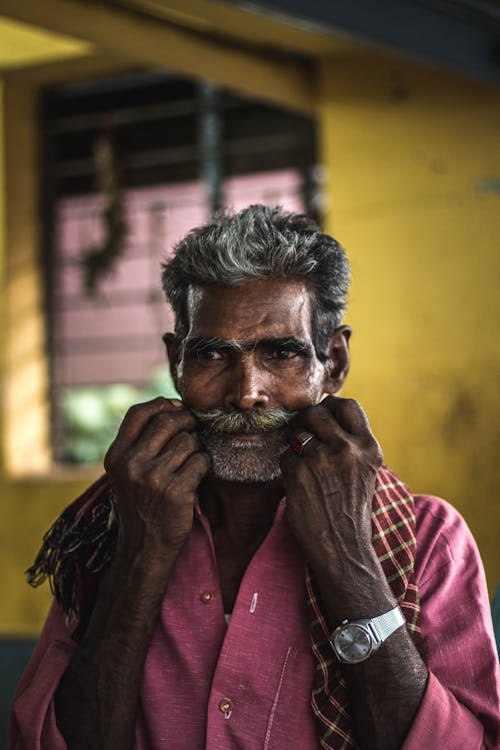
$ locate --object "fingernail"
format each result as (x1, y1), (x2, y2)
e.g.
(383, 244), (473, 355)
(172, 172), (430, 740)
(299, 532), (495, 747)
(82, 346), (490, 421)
(169, 399), (184, 408)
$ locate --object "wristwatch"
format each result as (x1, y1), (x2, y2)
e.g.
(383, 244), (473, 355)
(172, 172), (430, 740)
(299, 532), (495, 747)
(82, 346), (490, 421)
(330, 605), (405, 664)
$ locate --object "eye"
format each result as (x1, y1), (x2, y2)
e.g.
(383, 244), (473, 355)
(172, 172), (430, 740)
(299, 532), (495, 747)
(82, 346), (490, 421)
(200, 349), (225, 361)
(270, 349), (298, 360)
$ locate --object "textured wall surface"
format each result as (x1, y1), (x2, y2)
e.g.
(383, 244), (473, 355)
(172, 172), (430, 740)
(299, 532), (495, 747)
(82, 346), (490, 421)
(318, 54), (500, 593)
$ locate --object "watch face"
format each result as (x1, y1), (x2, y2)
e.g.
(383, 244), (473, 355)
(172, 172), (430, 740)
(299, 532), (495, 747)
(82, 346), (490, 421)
(334, 624), (373, 663)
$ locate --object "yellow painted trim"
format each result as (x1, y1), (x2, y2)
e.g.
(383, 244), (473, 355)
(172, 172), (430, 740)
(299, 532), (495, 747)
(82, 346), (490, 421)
(1, 76), (51, 475)
(0, 15), (92, 70)
(0, 0), (314, 113)
(9, 55), (149, 86)
(0, 80), (6, 477)
(120, 0), (362, 57)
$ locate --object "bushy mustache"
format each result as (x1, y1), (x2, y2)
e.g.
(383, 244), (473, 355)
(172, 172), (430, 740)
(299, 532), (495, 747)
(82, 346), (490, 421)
(192, 407), (297, 434)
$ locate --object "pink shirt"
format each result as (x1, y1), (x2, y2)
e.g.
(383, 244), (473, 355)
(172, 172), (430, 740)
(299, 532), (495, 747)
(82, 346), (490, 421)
(9, 494), (500, 749)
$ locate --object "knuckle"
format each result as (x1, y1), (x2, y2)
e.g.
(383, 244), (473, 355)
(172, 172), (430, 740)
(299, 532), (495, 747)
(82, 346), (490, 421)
(161, 410), (196, 429)
(341, 440), (363, 463)
(147, 464), (170, 489)
(169, 430), (198, 454)
(176, 413), (198, 431)
(340, 399), (362, 422)
(316, 445), (331, 466)
(363, 432), (380, 452)
(147, 396), (169, 408)
(184, 431), (200, 451)
(340, 436), (382, 468)
(313, 404), (330, 420)
(296, 404), (319, 423)
(126, 396), (168, 418)
(149, 411), (195, 439)
(125, 402), (143, 419)
(342, 397), (359, 409)
(126, 459), (142, 483)
(178, 410), (197, 427)
(167, 474), (186, 494)
(149, 411), (174, 431)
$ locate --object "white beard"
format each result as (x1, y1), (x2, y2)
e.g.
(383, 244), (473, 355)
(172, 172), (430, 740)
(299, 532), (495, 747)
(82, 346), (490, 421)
(200, 429), (289, 482)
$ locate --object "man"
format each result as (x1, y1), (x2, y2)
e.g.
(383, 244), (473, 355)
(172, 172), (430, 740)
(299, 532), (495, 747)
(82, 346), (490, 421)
(10, 205), (500, 749)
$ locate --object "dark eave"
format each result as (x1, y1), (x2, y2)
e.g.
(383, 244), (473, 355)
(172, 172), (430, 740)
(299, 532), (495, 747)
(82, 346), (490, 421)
(227, 0), (500, 87)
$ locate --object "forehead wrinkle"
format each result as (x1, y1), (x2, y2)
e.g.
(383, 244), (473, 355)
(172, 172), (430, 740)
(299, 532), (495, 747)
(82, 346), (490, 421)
(185, 280), (315, 344)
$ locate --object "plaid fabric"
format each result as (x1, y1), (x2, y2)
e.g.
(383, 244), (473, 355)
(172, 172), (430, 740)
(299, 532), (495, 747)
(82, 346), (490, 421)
(306, 464), (421, 749)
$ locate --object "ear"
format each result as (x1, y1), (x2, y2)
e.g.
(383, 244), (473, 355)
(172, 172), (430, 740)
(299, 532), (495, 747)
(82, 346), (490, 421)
(162, 332), (180, 387)
(322, 325), (351, 395)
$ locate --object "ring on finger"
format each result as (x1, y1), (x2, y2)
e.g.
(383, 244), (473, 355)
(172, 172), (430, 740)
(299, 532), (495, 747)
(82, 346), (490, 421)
(290, 431), (316, 457)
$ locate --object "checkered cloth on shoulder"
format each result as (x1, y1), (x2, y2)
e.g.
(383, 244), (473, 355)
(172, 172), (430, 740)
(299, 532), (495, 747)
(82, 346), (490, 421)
(306, 464), (421, 749)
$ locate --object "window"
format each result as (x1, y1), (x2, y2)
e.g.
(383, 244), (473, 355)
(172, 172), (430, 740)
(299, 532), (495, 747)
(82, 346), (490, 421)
(42, 72), (317, 462)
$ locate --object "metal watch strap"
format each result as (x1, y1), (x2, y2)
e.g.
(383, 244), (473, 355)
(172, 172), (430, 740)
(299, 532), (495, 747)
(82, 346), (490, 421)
(369, 605), (405, 642)
(330, 605), (406, 664)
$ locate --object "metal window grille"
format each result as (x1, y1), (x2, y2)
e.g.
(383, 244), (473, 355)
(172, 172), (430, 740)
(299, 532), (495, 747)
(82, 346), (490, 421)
(41, 72), (317, 462)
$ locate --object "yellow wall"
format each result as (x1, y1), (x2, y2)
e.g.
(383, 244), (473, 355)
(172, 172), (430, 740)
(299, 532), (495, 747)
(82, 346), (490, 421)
(0, 75), (98, 634)
(1, 77), (51, 475)
(0, 476), (95, 635)
(1, 46), (499, 637)
(318, 54), (500, 591)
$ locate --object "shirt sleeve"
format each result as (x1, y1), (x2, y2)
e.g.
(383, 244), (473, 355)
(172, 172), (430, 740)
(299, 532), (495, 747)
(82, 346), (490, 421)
(402, 495), (500, 750)
(8, 601), (77, 750)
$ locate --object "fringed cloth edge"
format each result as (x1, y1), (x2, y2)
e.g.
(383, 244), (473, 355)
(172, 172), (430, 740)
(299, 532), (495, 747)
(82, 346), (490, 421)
(26, 474), (117, 638)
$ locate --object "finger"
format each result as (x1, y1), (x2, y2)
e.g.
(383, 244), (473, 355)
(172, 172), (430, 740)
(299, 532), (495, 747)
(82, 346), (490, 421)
(105, 397), (187, 466)
(322, 396), (373, 437)
(150, 430), (201, 473)
(280, 445), (302, 470)
(292, 403), (347, 446)
(288, 430), (321, 458)
(174, 451), (210, 489)
(279, 444), (318, 482)
(131, 410), (198, 459)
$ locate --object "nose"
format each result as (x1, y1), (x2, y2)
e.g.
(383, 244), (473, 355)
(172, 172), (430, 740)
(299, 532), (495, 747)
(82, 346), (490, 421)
(223, 356), (270, 411)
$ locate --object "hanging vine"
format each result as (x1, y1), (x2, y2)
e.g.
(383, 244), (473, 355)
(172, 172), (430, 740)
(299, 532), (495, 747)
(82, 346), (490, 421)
(80, 130), (127, 296)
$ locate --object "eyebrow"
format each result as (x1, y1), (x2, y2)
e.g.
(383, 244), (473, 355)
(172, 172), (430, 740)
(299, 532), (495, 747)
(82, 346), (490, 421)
(183, 336), (312, 355)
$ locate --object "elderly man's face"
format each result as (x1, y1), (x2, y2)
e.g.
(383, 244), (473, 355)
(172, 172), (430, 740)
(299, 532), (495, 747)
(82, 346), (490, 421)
(169, 277), (347, 482)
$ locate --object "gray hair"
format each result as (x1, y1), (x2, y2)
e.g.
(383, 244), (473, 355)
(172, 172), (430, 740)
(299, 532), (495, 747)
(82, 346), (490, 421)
(161, 204), (350, 361)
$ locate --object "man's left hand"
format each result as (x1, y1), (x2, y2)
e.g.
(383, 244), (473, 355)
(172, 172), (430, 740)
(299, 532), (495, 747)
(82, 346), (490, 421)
(281, 396), (393, 619)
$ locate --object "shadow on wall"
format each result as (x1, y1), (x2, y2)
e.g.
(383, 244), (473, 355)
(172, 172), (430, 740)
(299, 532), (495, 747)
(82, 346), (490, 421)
(1, 639), (35, 750)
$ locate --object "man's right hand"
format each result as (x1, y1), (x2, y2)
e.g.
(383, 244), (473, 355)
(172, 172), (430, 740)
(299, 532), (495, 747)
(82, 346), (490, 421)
(55, 398), (209, 750)
(104, 396), (210, 565)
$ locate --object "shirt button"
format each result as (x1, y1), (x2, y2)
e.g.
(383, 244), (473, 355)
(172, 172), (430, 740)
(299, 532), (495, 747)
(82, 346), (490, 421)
(219, 698), (233, 714)
(201, 591), (214, 603)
